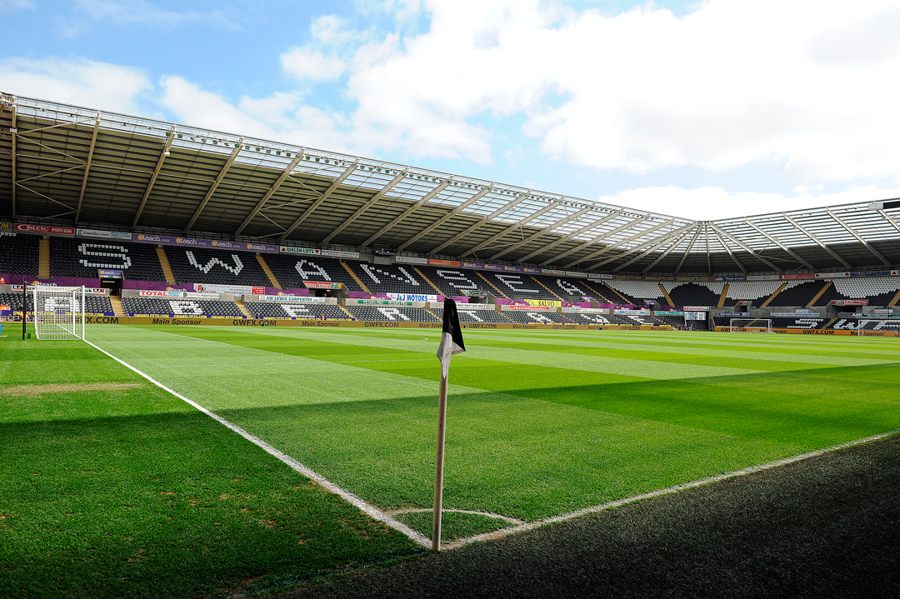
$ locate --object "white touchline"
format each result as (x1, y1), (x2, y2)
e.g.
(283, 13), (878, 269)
(444, 428), (899, 551)
(83, 338), (432, 550)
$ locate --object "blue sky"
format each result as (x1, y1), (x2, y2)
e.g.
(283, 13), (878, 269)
(4, 0), (900, 219)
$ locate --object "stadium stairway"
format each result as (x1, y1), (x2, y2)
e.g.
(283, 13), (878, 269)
(806, 281), (833, 308)
(474, 271), (508, 298)
(822, 316), (839, 330)
(582, 280), (618, 303)
(530, 276), (565, 302)
(338, 304), (355, 319)
(760, 282), (788, 308)
(235, 298), (254, 319)
(156, 246), (177, 285)
(658, 283), (676, 307)
(108, 295), (125, 317)
(341, 261), (371, 293)
(717, 283), (729, 308)
(889, 289), (900, 307)
(412, 267), (445, 295)
(256, 254), (282, 289)
(424, 306), (440, 321)
(39, 238), (50, 279)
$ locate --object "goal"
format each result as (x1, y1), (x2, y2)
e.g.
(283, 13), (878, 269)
(32, 286), (86, 341)
(729, 318), (773, 333)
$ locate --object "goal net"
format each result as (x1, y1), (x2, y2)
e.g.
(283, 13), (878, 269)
(33, 286), (86, 341)
(729, 318), (773, 333)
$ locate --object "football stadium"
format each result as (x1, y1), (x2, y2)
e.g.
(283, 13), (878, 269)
(2, 4), (900, 598)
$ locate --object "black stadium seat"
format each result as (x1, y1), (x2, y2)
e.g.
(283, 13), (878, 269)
(165, 247), (271, 286)
(50, 238), (166, 281)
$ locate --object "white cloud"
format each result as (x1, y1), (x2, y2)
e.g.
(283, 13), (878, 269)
(0, 58), (150, 113)
(73, 0), (235, 28)
(339, 0), (900, 181)
(281, 48), (346, 81)
(0, 0), (33, 12)
(599, 185), (900, 220)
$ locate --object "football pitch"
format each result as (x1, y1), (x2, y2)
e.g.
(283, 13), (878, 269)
(2, 325), (900, 596)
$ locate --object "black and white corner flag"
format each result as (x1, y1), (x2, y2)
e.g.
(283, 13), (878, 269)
(436, 298), (466, 378)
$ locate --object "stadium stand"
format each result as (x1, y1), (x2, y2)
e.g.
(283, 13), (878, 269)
(122, 297), (245, 317)
(347, 263), (433, 294)
(654, 314), (689, 328)
(766, 281), (829, 307)
(0, 235), (40, 275)
(604, 280), (664, 305)
(814, 277), (900, 306)
(264, 254), (363, 291)
(557, 312), (614, 325)
(711, 280), (783, 306)
(478, 272), (558, 300)
(165, 247), (271, 286)
(345, 305), (439, 322)
(530, 275), (595, 301)
(244, 302), (349, 320)
(500, 310), (569, 324)
(49, 238), (167, 280)
(665, 282), (720, 307)
(0, 291), (111, 314)
(0, 292), (31, 313)
(415, 266), (486, 297)
(432, 307), (512, 324)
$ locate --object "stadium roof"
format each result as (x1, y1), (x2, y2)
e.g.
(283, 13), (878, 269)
(2, 92), (900, 274)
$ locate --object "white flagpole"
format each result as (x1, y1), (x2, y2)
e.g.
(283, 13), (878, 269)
(432, 371), (449, 552)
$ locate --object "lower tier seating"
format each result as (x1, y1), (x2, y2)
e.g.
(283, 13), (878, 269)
(122, 297), (244, 317)
(432, 308), (512, 324)
(344, 306), (439, 322)
(245, 302), (349, 319)
(500, 310), (569, 324)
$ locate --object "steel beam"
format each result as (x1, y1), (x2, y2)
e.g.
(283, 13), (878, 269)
(397, 185), (493, 252)
(518, 209), (626, 264)
(744, 221), (814, 269)
(784, 215), (851, 268)
(569, 218), (677, 269)
(279, 160), (358, 241)
(674, 223), (702, 274)
(132, 125), (176, 227)
(641, 225), (697, 273)
(361, 178), (451, 248)
(75, 112), (101, 223)
(490, 205), (592, 260)
(428, 191), (531, 256)
(185, 138), (243, 232)
(235, 151), (304, 236)
(826, 209), (889, 265)
(586, 222), (696, 270)
(322, 169), (407, 244)
(461, 200), (560, 257)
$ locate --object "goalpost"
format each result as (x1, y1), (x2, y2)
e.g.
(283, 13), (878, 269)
(729, 318), (773, 333)
(32, 286), (86, 341)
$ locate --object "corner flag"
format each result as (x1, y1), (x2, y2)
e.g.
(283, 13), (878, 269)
(436, 298), (466, 377)
(432, 298), (465, 551)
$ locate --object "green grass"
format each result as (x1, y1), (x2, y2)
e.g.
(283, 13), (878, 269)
(0, 334), (420, 598)
(2, 325), (899, 597)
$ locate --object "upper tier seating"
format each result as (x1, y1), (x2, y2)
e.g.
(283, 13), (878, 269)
(50, 238), (166, 280)
(604, 280), (664, 305)
(814, 277), (900, 306)
(711, 281), (782, 306)
(122, 297), (245, 317)
(244, 302), (349, 319)
(165, 247), (271, 286)
(264, 254), (363, 291)
(478, 272), (557, 300)
(529, 275), (596, 301)
(432, 307), (512, 324)
(665, 282), (721, 307)
(766, 281), (828, 307)
(0, 235), (40, 275)
(583, 281), (633, 304)
(344, 305), (439, 322)
(415, 266), (487, 297)
(347, 263), (433, 295)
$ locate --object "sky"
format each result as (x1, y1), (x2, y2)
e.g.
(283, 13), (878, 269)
(3, 0), (900, 220)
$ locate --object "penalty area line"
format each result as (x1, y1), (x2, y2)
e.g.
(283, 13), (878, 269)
(82, 338), (432, 550)
(445, 428), (900, 551)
